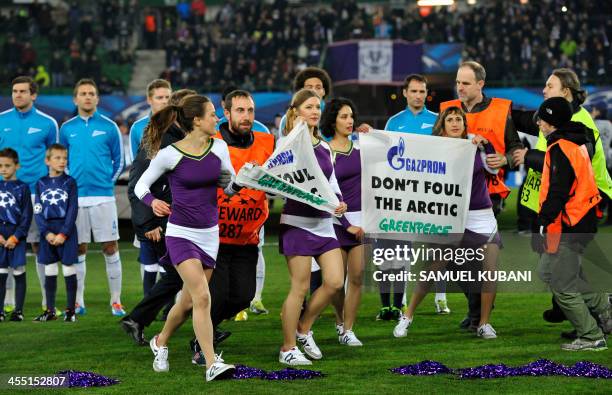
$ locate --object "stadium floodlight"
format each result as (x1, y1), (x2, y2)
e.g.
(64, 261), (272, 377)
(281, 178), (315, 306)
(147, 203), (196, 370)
(417, 0), (454, 6)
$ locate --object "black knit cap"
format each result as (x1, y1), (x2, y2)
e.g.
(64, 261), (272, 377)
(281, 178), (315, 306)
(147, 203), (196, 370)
(535, 97), (573, 128)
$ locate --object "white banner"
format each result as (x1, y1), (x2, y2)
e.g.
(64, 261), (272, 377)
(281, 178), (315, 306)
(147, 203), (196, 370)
(358, 40), (392, 82)
(360, 130), (475, 239)
(237, 122), (340, 214)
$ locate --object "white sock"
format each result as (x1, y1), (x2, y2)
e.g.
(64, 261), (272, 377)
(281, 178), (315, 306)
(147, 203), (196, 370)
(36, 259), (47, 307)
(435, 292), (447, 302)
(254, 249), (265, 301)
(4, 271), (14, 306)
(104, 252), (122, 304)
(76, 255), (87, 307)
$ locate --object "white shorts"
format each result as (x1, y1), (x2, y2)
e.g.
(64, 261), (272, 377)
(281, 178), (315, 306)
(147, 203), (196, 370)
(76, 202), (120, 244)
(26, 216), (40, 243)
(26, 195), (39, 243)
(466, 208), (498, 235)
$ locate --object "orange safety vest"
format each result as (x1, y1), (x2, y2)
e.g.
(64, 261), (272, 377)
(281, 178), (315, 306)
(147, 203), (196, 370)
(440, 98), (512, 198)
(214, 131), (275, 245)
(539, 139), (601, 253)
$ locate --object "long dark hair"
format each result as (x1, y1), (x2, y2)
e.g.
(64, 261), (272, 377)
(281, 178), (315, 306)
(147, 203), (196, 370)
(142, 94), (211, 158)
(432, 106), (468, 139)
(320, 98), (357, 139)
(552, 68), (587, 105)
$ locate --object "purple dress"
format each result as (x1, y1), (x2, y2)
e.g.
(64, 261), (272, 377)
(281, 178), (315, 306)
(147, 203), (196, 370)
(279, 140), (343, 256)
(462, 142), (500, 248)
(332, 141), (362, 249)
(135, 139), (236, 268)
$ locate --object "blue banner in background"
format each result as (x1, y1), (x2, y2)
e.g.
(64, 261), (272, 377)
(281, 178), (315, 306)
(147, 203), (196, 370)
(423, 44), (463, 73)
(0, 93), (293, 126)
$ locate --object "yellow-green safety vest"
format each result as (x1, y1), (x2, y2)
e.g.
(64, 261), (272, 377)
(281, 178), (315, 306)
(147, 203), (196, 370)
(520, 107), (612, 212)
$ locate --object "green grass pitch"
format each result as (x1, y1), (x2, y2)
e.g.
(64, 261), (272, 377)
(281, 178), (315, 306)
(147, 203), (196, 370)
(0, 191), (610, 394)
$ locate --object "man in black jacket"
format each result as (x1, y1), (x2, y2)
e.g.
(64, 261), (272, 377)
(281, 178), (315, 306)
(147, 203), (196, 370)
(119, 89), (194, 346)
(534, 97), (611, 351)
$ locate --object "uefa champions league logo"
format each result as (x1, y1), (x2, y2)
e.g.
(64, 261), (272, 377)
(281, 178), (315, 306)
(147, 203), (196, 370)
(359, 48), (391, 75)
(0, 190), (18, 223)
(0, 191), (16, 208)
(41, 188), (68, 206)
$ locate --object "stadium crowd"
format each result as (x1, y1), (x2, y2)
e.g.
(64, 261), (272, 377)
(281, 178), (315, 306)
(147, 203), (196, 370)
(157, 0), (611, 89)
(0, 0), (137, 92)
(0, 1), (609, 92)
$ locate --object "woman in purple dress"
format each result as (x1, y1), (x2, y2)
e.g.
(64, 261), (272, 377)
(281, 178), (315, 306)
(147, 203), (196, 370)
(135, 95), (238, 381)
(278, 89), (348, 365)
(321, 98), (365, 346)
(394, 106), (500, 340)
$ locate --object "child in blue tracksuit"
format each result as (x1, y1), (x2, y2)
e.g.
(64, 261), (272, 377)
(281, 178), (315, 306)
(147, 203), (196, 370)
(0, 148), (32, 321)
(33, 144), (79, 322)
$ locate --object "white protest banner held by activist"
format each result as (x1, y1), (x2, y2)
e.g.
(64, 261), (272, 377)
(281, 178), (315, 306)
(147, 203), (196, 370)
(236, 121), (340, 214)
(360, 130), (475, 240)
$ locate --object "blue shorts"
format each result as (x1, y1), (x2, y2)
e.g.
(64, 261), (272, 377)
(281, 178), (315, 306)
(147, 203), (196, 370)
(138, 239), (164, 266)
(0, 224), (26, 268)
(37, 223), (78, 265)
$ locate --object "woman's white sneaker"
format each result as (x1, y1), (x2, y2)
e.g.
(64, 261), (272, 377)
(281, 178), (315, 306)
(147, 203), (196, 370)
(205, 354), (235, 382)
(279, 346), (312, 365)
(477, 323), (497, 339)
(150, 335), (169, 372)
(335, 322), (344, 336)
(296, 331), (323, 359)
(339, 329), (363, 346)
(393, 315), (412, 338)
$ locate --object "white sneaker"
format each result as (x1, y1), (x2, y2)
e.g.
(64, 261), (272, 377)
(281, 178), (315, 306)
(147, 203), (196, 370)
(393, 315), (412, 338)
(435, 299), (451, 314)
(477, 323), (497, 339)
(339, 329), (363, 346)
(150, 335), (169, 372)
(335, 322), (344, 336)
(205, 354), (235, 382)
(279, 346), (312, 365)
(296, 331), (323, 360)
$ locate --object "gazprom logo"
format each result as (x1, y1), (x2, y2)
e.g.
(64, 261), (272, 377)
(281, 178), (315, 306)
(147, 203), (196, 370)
(387, 137), (406, 170)
(267, 150), (294, 169)
(386, 137), (446, 174)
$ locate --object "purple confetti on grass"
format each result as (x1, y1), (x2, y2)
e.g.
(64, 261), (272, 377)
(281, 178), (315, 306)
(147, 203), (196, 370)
(57, 371), (120, 387)
(390, 359), (612, 380)
(390, 360), (453, 376)
(231, 365), (323, 380)
(232, 365), (266, 379)
(262, 367), (324, 380)
(458, 359), (612, 379)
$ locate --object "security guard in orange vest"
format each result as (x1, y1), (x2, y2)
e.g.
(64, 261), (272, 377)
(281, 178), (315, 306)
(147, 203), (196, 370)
(440, 61), (523, 215)
(534, 97), (611, 352)
(440, 61), (523, 331)
(193, 90), (274, 361)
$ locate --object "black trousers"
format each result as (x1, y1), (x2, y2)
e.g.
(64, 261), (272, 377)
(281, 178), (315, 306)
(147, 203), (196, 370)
(210, 243), (258, 328)
(128, 263), (183, 327)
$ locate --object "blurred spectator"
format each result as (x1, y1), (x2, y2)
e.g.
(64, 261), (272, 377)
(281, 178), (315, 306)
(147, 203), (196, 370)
(50, 51), (65, 88)
(144, 10), (158, 49)
(35, 65), (50, 87)
(191, 0), (207, 23)
(560, 33), (577, 57)
(21, 42), (37, 70)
